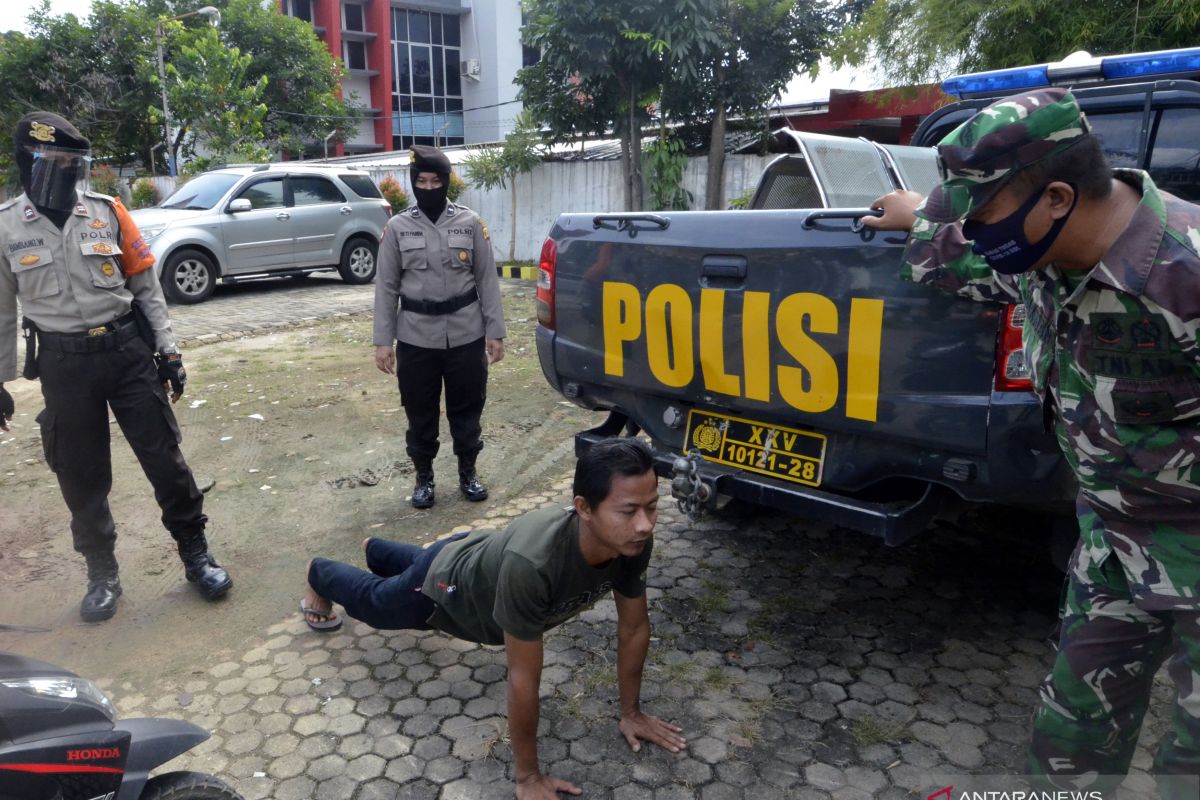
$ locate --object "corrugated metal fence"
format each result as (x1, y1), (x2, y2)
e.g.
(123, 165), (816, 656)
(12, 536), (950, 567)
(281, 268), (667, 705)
(139, 154), (773, 262)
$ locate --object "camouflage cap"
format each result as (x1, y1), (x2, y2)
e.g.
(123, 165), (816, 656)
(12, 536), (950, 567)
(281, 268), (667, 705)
(916, 87), (1091, 223)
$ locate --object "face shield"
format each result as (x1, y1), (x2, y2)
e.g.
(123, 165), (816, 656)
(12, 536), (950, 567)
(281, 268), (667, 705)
(24, 144), (91, 212)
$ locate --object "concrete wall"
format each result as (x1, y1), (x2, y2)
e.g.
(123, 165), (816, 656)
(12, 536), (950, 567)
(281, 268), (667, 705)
(140, 154), (773, 262)
(460, 0), (523, 143)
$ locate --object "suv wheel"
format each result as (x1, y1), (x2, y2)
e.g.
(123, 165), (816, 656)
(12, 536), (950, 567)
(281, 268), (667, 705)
(338, 237), (377, 284)
(162, 249), (217, 304)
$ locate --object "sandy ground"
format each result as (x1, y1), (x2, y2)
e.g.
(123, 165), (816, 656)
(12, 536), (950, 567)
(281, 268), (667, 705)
(0, 293), (599, 685)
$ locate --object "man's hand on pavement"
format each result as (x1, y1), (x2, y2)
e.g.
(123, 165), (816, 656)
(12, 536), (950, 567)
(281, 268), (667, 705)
(862, 190), (925, 232)
(486, 338), (504, 365)
(619, 711), (687, 754)
(375, 345), (396, 375)
(0, 384), (13, 431)
(515, 772), (581, 799)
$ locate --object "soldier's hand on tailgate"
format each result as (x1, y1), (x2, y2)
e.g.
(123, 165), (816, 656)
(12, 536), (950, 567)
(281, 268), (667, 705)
(486, 338), (505, 365)
(156, 353), (187, 403)
(0, 384), (13, 431)
(862, 190), (925, 231)
(375, 345), (396, 375)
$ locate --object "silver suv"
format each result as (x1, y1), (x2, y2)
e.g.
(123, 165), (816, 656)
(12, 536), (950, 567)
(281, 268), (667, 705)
(131, 164), (390, 303)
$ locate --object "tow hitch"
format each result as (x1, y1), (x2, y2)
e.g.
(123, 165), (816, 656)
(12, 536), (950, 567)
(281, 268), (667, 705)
(671, 455), (714, 524)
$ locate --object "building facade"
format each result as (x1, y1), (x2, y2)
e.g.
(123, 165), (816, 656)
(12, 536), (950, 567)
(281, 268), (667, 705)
(279, 0), (527, 155)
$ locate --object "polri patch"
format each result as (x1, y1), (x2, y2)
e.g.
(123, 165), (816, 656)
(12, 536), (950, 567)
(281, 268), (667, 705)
(101, 262), (116, 277)
(18, 254), (39, 266)
(88, 219), (107, 229)
(91, 242), (114, 255)
(23, 206), (34, 220)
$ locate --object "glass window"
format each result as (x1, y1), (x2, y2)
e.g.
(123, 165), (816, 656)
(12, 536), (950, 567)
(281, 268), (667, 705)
(433, 46), (444, 96)
(409, 11), (430, 43)
(237, 177), (285, 210)
(393, 8), (407, 40)
(161, 172), (241, 210)
(1087, 111), (1143, 170)
(395, 48), (410, 94)
(443, 16), (460, 47)
(291, 176), (346, 206)
(1148, 107), (1200, 202)
(345, 40), (367, 71)
(339, 174), (382, 199)
(289, 0), (313, 24)
(445, 50), (461, 97)
(344, 3), (365, 32)
(411, 46), (431, 94)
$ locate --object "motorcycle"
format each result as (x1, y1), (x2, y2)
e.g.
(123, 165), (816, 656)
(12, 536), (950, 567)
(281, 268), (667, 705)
(0, 651), (243, 800)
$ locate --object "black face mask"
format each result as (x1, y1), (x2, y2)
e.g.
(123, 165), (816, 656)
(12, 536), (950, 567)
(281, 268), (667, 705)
(962, 183), (1078, 275)
(411, 171), (449, 221)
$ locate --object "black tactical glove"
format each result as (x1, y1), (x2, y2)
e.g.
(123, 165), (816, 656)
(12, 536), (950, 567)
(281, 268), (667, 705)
(0, 385), (13, 430)
(156, 353), (187, 401)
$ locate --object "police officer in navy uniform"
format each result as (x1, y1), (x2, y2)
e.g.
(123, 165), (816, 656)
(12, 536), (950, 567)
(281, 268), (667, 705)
(373, 145), (506, 508)
(0, 112), (231, 622)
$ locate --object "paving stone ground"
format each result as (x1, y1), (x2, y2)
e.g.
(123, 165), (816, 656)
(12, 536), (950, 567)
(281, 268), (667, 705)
(94, 482), (1173, 799)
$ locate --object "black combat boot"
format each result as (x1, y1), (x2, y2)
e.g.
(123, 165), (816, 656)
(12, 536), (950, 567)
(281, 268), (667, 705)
(458, 452), (488, 502)
(176, 531), (233, 600)
(412, 456), (435, 509)
(80, 550), (122, 622)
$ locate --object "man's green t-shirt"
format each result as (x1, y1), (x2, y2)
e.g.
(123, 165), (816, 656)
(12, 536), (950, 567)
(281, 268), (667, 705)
(421, 505), (652, 645)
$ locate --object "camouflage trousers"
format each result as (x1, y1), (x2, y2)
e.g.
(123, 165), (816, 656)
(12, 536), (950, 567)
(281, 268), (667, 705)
(1028, 505), (1200, 798)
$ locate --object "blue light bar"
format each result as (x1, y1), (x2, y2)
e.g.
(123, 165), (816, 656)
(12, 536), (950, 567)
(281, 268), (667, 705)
(941, 65), (1050, 98)
(1101, 47), (1200, 79)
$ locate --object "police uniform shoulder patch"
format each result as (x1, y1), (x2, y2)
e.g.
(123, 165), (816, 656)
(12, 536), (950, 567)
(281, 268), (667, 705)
(479, 217), (490, 241)
(23, 206), (35, 221)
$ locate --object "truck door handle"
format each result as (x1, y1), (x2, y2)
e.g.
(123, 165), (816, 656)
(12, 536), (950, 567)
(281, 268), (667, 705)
(275, 212), (291, 221)
(802, 207), (882, 232)
(593, 214), (670, 238)
(701, 256), (747, 280)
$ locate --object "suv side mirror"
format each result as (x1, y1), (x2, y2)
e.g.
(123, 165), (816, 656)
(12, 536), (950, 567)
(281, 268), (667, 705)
(227, 199), (252, 213)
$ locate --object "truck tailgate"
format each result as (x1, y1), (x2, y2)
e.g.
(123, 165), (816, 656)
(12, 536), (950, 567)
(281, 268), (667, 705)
(544, 209), (1002, 494)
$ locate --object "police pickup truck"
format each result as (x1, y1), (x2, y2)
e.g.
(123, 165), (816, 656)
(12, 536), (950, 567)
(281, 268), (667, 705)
(534, 48), (1200, 546)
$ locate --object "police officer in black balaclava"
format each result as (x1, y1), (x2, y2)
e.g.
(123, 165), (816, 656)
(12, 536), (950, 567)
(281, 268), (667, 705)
(370, 145), (507, 510)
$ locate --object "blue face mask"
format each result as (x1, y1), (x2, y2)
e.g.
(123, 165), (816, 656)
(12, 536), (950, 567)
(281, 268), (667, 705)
(962, 183), (1078, 275)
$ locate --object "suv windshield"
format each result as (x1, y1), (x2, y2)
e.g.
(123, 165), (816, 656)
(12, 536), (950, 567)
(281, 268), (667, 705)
(161, 172), (242, 210)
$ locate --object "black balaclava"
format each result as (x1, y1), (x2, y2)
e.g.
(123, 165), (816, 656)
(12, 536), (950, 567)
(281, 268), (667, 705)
(409, 144), (451, 222)
(15, 111), (90, 230)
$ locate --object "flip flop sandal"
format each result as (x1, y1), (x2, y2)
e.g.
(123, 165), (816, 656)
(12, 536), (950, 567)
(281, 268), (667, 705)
(300, 600), (342, 632)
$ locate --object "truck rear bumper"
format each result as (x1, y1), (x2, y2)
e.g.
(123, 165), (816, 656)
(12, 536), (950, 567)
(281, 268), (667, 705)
(575, 413), (948, 546)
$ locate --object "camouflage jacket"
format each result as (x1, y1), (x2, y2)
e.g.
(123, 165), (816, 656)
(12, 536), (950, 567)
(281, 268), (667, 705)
(902, 170), (1200, 608)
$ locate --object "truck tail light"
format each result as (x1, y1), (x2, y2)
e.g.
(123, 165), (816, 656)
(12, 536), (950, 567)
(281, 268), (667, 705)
(536, 237), (557, 330)
(995, 303), (1033, 392)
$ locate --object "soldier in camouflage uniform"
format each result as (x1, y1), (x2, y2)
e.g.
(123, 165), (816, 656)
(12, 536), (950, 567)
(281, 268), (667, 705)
(864, 88), (1200, 796)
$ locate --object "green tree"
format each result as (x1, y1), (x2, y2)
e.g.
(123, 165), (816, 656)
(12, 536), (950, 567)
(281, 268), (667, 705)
(462, 112), (545, 261)
(163, 25), (269, 167)
(832, 0), (1200, 86)
(520, 0), (719, 211)
(662, 0), (827, 209)
(212, 0), (354, 159)
(0, 0), (350, 179)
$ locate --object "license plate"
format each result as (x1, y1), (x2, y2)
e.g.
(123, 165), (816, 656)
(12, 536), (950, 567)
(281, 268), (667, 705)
(684, 409), (826, 487)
